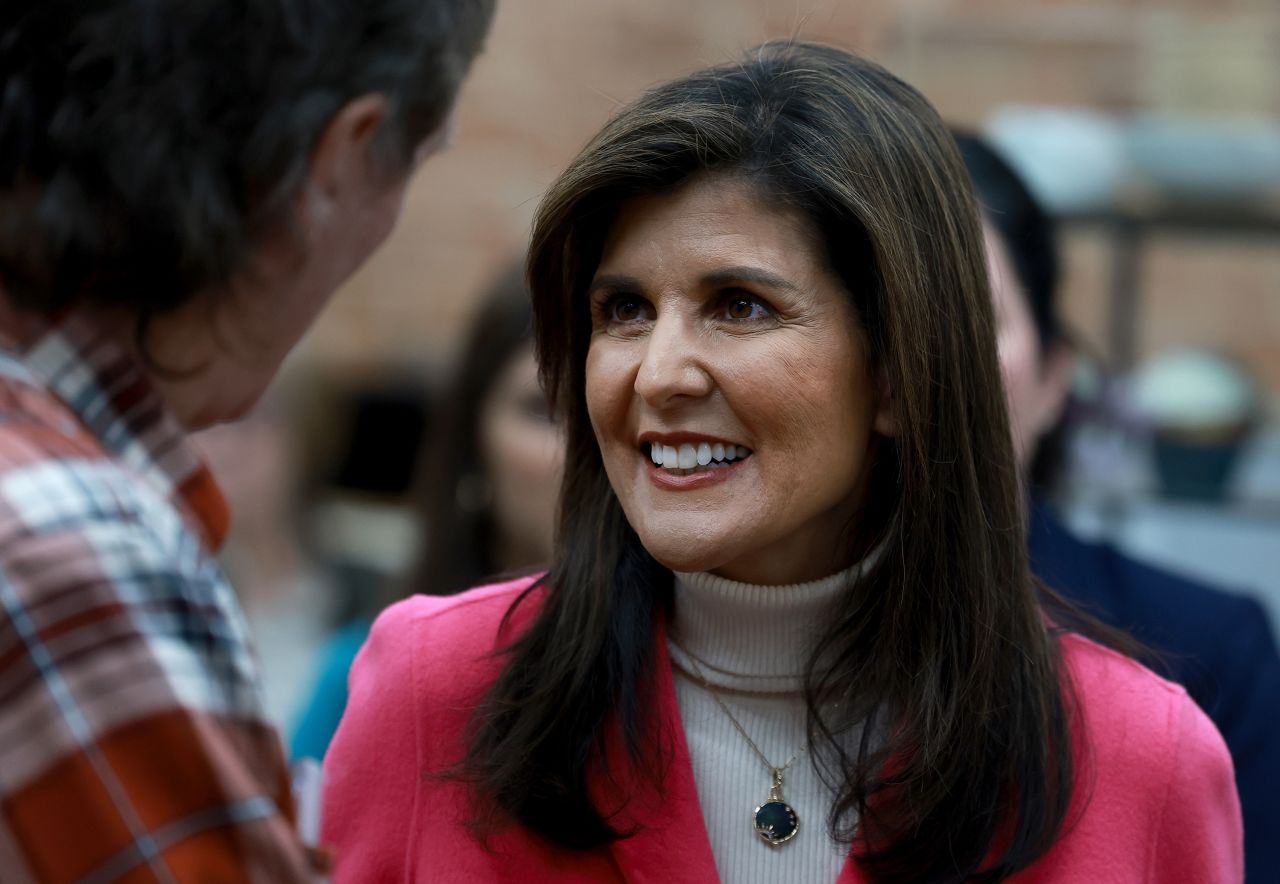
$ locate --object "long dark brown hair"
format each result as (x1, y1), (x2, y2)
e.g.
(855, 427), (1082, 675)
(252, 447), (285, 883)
(463, 42), (1075, 882)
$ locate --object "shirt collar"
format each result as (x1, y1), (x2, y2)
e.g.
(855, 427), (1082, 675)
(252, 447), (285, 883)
(18, 313), (230, 552)
(669, 550), (880, 694)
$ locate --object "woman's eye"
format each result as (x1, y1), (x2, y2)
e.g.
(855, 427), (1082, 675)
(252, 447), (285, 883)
(601, 294), (651, 324)
(612, 297), (643, 322)
(724, 295), (772, 321)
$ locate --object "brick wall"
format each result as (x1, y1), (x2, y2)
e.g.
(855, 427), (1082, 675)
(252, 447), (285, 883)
(301, 0), (1280, 403)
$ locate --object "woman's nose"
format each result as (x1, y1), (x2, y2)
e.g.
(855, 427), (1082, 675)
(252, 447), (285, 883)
(633, 312), (713, 407)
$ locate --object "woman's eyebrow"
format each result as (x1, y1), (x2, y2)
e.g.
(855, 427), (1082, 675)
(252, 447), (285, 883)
(702, 266), (800, 294)
(589, 267), (802, 296)
(588, 273), (643, 295)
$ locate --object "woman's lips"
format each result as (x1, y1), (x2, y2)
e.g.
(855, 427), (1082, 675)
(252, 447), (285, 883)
(643, 441), (752, 490)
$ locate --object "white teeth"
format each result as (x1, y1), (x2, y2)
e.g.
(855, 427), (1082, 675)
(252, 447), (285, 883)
(645, 439), (752, 471)
(677, 444), (697, 469)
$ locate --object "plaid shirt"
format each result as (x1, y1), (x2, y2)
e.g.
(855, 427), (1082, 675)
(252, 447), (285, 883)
(0, 317), (317, 882)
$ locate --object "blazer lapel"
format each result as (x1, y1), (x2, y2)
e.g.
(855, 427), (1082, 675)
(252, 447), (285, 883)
(836, 857), (865, 883)
(605, 630), (722, 884)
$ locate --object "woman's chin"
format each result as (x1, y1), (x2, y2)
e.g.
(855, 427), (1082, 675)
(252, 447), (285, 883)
(639, 538), (735, 577)
(624, 507), (760, 576)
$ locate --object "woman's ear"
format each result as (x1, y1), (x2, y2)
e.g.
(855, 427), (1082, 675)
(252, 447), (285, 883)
(873, 372), (900, 438)
(1028, 340), (1076, 439)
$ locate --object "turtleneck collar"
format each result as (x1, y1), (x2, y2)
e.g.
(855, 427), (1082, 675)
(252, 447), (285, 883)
(668, 558), (870, 695)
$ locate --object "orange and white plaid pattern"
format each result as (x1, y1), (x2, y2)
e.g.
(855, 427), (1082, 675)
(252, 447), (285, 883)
(0, 316), (316, 882)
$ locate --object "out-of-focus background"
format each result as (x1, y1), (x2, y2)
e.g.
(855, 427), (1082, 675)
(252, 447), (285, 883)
(198, 0), (1280, 734)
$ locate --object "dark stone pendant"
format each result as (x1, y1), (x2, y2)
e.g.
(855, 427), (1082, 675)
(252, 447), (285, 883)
(753, 769), (799, 846)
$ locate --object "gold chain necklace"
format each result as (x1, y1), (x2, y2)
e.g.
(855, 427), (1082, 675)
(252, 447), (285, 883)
(678, 646), (805, 848)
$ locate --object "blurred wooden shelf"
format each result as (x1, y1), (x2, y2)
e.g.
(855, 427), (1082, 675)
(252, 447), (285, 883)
(1056, 192), (1280, 373)
(1062, 194), (1280, 236)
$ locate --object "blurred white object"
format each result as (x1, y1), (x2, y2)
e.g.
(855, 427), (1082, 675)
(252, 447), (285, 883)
(1130, 349), (1258, 433)
(985, 106), (1128, 213)
(292, 757), (325, 848)
(987, 106), (1280, 210)
(1128, 114), (1280, 201)
(1129, 349), (1260, 502)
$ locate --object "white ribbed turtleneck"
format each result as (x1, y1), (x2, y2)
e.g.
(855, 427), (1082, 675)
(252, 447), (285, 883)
(668, 565), (862, 884)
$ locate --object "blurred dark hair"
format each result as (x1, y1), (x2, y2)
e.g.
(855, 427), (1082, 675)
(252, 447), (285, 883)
(463, 42), (1076, 882)
(403, 262), (538, 602)
(953, 130), (1069, 489)
(0, 0), (494, 318)
(953, 131), (1060, 349)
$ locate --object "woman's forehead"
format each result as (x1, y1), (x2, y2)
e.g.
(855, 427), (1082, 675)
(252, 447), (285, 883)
(594, 177), (825, 281)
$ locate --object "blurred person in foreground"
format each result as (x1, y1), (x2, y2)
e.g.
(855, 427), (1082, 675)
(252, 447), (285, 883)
(290, 263), (562, 760)
(0, 0), (493, 880)
(957, 130), (1280, 883)
(324, 43), (1241, 883)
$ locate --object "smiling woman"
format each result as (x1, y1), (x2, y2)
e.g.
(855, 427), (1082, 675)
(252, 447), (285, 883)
(323, 41), (1243, 884)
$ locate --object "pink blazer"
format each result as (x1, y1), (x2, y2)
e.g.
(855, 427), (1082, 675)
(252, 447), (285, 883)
(323, 577), (1243, 883)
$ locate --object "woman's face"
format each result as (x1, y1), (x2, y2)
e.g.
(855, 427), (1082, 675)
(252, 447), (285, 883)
(985, 222), (1073, 468)
(479, 343), (563, 569)
(585, 176), (893, 585)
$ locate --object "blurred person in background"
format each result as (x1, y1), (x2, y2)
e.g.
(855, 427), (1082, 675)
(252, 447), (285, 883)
(0, 0), (493, 879)
(957, 130), (1280, 882)
(294, 373), (432, 627)
(325, 43), (1240, 883)
(193, 380), (341, 734)
(291, 262), (561, 760)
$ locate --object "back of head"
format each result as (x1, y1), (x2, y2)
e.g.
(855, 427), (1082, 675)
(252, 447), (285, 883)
(0, 0), (494, 317)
